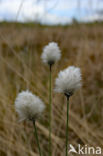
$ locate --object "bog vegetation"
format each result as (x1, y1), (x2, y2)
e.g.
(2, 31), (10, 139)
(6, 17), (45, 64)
(0, 22), (103, 156)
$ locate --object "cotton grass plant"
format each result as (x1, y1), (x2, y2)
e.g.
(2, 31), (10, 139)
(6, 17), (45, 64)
(55, 66), (82, 156)
(15, 90), (45, 156)
(14, 42), (82, 156)
(41, 42), (61, 156)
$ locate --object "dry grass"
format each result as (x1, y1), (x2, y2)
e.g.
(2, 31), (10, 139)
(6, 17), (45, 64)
(0, 23), (103, 156)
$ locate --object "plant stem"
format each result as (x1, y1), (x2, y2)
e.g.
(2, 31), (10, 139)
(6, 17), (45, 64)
(49, 64), (52, 156)
(33, 120), (42, 156)
(66, 96), (70, 156)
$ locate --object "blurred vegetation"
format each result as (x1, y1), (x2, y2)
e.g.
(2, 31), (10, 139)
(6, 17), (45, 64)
(0, 22), (103, 156)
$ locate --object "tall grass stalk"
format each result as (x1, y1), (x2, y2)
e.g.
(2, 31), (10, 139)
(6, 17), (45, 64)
(49, 64), (52, 156)
(33, 120), (42, 156)
(65, 95), (70, 156)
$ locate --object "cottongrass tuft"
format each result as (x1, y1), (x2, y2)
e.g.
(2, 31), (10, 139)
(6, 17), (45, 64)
(15, 90), (45, 122)
(55, 66), (82, 156)
(41, 41), (61, 156)
(41, 42), (61, 65)
(55, 66), (82, 96)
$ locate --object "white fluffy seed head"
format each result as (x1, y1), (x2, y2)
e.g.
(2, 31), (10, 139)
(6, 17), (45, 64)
(15, 90), (45, 122)
(55, 66), (82, 95)
(41, 42), (61, 65)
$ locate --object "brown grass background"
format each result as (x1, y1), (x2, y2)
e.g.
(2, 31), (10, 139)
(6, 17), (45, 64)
(0, 23), (103, 156)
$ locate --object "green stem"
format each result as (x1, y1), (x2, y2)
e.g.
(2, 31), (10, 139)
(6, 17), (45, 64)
(33, 120), (42, 156)
(66, 96), (70, 156)
(49, 64), (52, 156)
